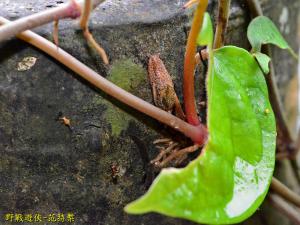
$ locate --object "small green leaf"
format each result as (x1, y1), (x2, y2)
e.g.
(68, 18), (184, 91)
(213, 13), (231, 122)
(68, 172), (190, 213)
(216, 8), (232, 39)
(253, 52), (271, 74)
(196, 12), (213, 47)
(125, 46), (276, 224)
(247, 16), (297, 59)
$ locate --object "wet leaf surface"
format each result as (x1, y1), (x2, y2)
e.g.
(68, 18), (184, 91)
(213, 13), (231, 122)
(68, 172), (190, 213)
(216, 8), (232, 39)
(125, 46), (276, 224)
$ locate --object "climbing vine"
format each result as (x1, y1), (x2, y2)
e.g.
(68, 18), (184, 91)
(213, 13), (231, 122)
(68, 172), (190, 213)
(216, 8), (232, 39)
(0, 0), (299, 224)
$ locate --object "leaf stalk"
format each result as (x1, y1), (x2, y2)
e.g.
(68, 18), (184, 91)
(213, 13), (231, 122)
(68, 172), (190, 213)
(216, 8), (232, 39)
(183, 0), (208, 126)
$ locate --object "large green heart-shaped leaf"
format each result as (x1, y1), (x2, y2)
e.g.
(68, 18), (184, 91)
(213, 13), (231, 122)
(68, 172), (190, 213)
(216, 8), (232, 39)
(125, 46), (276, 224)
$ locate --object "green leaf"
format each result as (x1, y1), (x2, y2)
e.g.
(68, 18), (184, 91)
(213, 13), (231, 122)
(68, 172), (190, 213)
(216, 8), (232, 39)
(125, 46), (276, 224)
(196, 12), (213, 47)
(253, 52), (271, 74)
(247, 16), (297, 59)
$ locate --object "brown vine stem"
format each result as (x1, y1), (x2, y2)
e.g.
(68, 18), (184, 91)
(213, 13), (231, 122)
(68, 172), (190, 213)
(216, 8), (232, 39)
(79, 0), (92, 29)
(269, 194), (300, 225)
(271, 177), (300, 208)
(183, 0), (208, 126)
(0, 17), (207, 145)
(246, 0), (263, 17)
(0, 0), (105, 43)
(183, 0), (199, 9)
(80, 0), (109, 64)
(246, 0), (296, 158)
(213, 0), (231, 49)
(83, 30), (109, 64)
(53, 20), (59, 46)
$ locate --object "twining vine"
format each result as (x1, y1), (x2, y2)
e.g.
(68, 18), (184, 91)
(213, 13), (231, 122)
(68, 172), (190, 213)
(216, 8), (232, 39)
(0, 0), (300, 224)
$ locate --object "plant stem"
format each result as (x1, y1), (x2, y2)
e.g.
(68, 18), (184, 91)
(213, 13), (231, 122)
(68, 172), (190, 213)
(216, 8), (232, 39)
(271, 177), (300, 208)
(291, 159), (300, 184)
(246, 0), (263, 17)
(246, 0), (297, 157)
(269, 194), (300, 225)
(183, 0), (199, 9)
(267, 54), (296, 155)
(0, 17), (207, 145)
(53, 20), (59, 46)
(184, 0), (208, 126)
(79, 0), (92, 29)
(83, 29), (109, 64)
(80, 0), (109, 64)
(0, 0), (105, 43)
(213, 0), (231, 49)
(242, 2), (300, 220)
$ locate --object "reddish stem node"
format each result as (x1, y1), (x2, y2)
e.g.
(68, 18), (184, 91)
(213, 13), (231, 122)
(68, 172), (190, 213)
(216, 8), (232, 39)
(67, 0), (82, 19)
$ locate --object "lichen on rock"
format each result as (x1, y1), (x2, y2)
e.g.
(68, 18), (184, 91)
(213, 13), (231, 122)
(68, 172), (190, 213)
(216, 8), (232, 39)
(94, 59), (147, 136)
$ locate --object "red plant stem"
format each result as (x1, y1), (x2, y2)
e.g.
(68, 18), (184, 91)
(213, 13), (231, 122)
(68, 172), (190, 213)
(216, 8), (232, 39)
(184, 0), (208, 126)
(0, 17), (208, 145)
(0, 0), (105, 43)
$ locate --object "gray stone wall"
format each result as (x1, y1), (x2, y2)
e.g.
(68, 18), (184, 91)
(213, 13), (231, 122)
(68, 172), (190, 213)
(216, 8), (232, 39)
(0, 1), (299, 225)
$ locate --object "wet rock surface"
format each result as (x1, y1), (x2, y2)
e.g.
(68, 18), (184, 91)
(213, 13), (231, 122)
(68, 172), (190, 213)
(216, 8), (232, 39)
(0, 0), (299, 225)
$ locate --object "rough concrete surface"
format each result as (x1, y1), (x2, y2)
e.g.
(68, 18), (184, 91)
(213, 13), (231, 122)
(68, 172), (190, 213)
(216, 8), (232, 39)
(0, 0), (299, 225)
